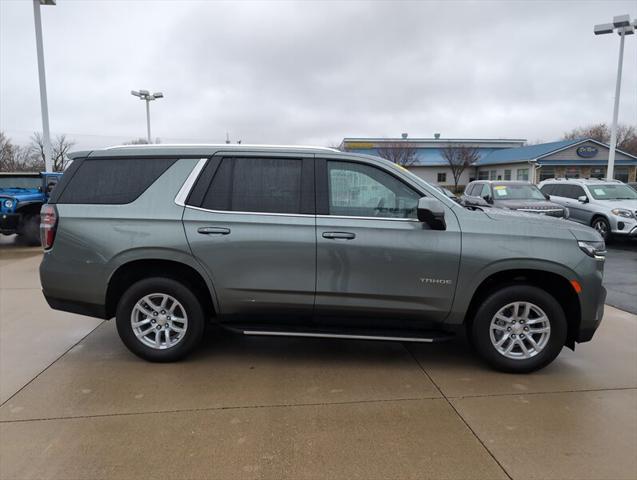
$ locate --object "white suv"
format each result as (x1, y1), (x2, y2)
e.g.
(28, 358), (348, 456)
(539, 179), (637, 241)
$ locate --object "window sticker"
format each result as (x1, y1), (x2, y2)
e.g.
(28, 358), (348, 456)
(495, 188), (508, 196)
(593, 188), (607, 196)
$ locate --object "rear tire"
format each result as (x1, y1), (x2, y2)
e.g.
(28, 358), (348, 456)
(470, 285), (567, 373)
(116, 277), (205, 362)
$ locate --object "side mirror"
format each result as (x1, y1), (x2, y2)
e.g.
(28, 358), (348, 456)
(577, 195), (588, 203)
(483, 195), (494, 204)
(544, 193), (550, 200)
(417, 197), (446, 230)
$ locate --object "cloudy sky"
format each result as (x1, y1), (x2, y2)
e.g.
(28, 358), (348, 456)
(1, 0), (636, 150)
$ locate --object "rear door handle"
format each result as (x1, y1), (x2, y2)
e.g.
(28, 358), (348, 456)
(197, 227), (231, 235)
(322, 231), (356, 240)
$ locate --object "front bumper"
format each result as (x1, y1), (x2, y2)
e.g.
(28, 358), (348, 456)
(576, 285), (606, 342)
(0, 213), (20, 233)
(610, 216), (637, 236)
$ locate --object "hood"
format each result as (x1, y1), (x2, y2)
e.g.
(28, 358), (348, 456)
(0, 189), (42, 202)
(592, 199), (637, 210)
(494, 199), (563, 210)
(482, 208), (602, 242)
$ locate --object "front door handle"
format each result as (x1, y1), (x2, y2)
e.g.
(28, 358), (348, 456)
(197, 227), (231, 235)
(322, 231), (356, 240)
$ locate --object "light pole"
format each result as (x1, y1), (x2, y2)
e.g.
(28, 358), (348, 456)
(130, 90), (164, 143)
(594, 14), (634, 181)
(33, 0), (56, 172)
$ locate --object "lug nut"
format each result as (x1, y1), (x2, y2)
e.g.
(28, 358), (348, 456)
(167, 316), (171, 321)
(511, 334), (516, 338)
(520, 334), (525, 338)
(151, 319), (156, 324)
(507, 327), (512, 332)
(524, 327), (529, 332)
(153, 312), (158, 316)
(156, 325), (161, 330)
(520, 320), (525, 324)
(512, 320), (516, 324)
(161, 310), (166, 314)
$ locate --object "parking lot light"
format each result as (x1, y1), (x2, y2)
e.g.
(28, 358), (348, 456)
(130, 89), (164, 143)
(593, 14), (634, 181)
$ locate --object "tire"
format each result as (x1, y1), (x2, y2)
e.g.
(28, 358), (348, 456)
(116, 277), (205, 362)
(470, 285), (567, 373)
(19, 214), (41, 246)
(591, 216), (611, 242)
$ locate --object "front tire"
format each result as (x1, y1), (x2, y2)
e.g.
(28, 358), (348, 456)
(116, 277), (205, 362)
(591, 216), (611, 242)
(470, 285), (567, 373)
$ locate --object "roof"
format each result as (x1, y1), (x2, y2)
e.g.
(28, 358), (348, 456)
(342, 137), (526, 144)
(69, 144), (340, 160)
(476, 139), (581, 165)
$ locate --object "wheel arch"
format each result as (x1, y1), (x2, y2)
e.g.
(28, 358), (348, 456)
(105, 257), (218, 320)
(463, 268), (581, 349)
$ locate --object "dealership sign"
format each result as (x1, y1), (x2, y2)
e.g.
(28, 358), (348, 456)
(576, 145), (598, 158)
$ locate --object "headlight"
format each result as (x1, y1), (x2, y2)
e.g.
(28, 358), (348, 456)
(611, 208), (634, 218)
(3, 199), (13, 209)
(578, 240), (606, 259)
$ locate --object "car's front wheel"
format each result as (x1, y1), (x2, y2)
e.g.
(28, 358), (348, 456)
(591, 216), (611, 242)
(470, 285), (567, 373)
(116, 277), (205, 362)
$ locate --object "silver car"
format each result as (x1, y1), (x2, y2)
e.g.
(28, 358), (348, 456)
(539, 179), (637, 241)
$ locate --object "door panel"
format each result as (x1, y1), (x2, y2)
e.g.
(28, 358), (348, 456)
(315, 216), (461, 322)
(184, 209), (316, 315)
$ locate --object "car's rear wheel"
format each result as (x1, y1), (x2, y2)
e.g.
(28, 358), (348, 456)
(591, 216), (611, 242)
(470, 285), (567, 373)
(116, 277), (205, 362)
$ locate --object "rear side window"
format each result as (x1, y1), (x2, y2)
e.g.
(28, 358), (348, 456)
(540, 184), (555, 195)
(200, 157), (305, 214)
(57, 158), (176, 204)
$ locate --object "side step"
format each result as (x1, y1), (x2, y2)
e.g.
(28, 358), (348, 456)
(224, 325), (454, 343)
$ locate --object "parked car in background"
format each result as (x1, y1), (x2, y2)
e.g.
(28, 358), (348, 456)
(433, 184), (461, 203)
(40, 145), (606, 373)
(461, 180), (568, 218)
(0, 172), (62, 245)
(628, 182), (637, 191)
(539, 178), (637, 241)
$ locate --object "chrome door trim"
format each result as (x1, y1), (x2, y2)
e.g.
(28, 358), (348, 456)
(317, 214), (419, 223)
(174, 158), (208, 207)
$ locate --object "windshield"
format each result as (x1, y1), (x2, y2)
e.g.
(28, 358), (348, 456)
(588, 184), (637, 200)
(492, 184), (546, 200)
(0, 176), (41, 190)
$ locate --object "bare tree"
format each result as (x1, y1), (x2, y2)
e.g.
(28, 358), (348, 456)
(0, 132), (33, 172)
(563, 123), (637, 156)
(441, 144), (480, 192)
(376, 142), (418, 167)
(29, 132), (75, 171)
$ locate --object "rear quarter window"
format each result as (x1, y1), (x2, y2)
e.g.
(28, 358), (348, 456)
(56, 158), (176, 204)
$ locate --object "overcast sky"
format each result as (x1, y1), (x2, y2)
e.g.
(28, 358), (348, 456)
(1, 0), (636, 150)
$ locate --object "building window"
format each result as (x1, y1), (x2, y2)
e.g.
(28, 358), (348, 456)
(590, 167), (605, 179)
(516, 168), (529, 181)
(614, 167), (629, 183)
(437, 172), (446, 183)
(489, 170), (497, 180)
(539, 167), (555, 181)
(478, 170), (489, 180)
(565, 167), (580, 179)
(504, 169), (511, 180)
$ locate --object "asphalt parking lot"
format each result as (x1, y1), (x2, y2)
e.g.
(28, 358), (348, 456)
(1, 235), (636, 480)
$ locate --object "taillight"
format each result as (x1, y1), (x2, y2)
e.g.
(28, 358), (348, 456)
(40, 204), (58, 250)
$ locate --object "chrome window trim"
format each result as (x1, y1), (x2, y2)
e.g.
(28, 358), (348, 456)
(174, 158), (208, 207)
(182, 204), (418, 222)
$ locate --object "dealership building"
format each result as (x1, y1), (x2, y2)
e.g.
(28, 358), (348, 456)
(339, 136), (637, 188)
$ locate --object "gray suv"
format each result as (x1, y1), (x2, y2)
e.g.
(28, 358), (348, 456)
(539, 179), (637, 241)
(40, 145), (607, 373)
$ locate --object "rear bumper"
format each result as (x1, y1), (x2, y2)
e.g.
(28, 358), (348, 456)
(43, 292), (108, 320)
(0, 213), (20, 233)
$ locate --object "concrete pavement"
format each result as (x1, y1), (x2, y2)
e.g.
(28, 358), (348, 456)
(1, 238), (636, 479)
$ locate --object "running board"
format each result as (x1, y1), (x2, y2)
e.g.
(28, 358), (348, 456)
(234, 328), (453, 343)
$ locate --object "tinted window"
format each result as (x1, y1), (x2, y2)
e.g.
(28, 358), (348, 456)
(465, 183), (478, 196)
(201, 157), (303, 214)
(57, 158), (176, 204)
(540, 184), (555, 195)
(327, 161), (420, 218)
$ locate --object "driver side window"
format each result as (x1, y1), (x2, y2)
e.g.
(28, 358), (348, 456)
(327, 161), (420, 218)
